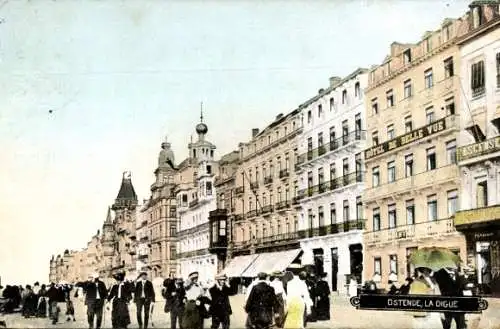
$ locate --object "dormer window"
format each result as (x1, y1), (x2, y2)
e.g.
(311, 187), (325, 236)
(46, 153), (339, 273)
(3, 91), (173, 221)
(403, 49), (411, 64)
(318, 104), (323, 118)
(342, 90), (347, 104)
(354, 82), (361, 98)
(307, 110), (312, 123)
(329, 97), (334, 111)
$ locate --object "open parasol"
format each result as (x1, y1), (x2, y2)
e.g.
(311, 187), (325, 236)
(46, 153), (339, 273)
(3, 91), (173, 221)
(408, 247), (461, 272)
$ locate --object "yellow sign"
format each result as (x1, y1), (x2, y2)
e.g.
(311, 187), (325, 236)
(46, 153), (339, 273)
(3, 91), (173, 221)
(454, 205), (500, 226)
(457, 136), (500, 161)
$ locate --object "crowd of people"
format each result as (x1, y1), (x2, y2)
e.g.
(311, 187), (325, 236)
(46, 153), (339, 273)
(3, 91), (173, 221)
(0, 263), (333, 329)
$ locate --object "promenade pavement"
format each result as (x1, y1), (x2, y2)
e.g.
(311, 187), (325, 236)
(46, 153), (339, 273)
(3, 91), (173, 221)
(1, 294), (499, 329)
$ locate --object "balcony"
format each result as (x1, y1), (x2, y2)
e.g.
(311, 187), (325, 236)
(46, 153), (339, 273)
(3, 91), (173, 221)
(298, 220), (365, 239)
(457, 136), (500, 163)
(275, 200), (290, 210)
(233, 214), (244, 222)
(454, 205), (500, 229)
(250, 181), (259, 190)
(279, 169), (290, 179)
(246, 209), (258, 219)
(235, 186), (244, 195)
(189, 198), (199, 208)
(177, 248), (210, 259)
(261, 205), (273, 215)
(264, 176), (273, 185)
(140, 236), (149, 242)
(364, 165), (457, 203)
(365, 115), (458, 161)
(299, 130), (366, 166)
(138, 254), (148, 260)
(299, 172), (364, 200)
(364, 217), (456, 246)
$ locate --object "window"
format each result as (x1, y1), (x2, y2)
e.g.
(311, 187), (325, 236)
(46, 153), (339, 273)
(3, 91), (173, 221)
(169, 224), (176, 236)
(404, 116), (413, 132)
(307, 171), (313, 188)
(446, 140), (457, 164)
(355, 113), (362, 135)
(329, 163), (336, 181)
(219, 220), (226, 236)
(355, 82), (361, 98)
(443, 24), (451, 42)
(318, 206), (324, 227)
(371, 98), (378, 115)
(387, 124), (395, 140)
(477, 180), (488, 207)
(424, 68), (434, 89)
(404, 79), (412, 98)
(405, 154), (413, 177)
(445, 97), (455, 115)
(307, 137), (313, 160)
(447, 190), (458, 217)
(170, 246), (176, 259)
(307, 110), (312, 123)
(386, 89), (394, 107)
(374, 257), (382, 275)
(425, 37), (432, 52)
(356, 196), (363, 219)
(342, 90), (347, 104)
(471, 60), (485, 97)
(372, 166), (380, 187)
(330, 203), (337, 224)
(307, 209), (313, 229)
(387, 161), (396, 183)
(318, 104), (323, 118)
(318, 132), (324, 150)
(329, 97), (335, 111)
(444, 57), (454, 78)
(425, 106), (435, 124)
(403, 49), (412, 64)
(426, 147), (436, 170)
(318, 167), (324, 186)
(329, 126), (337, 150)
(342, 120), (349, 145)
(388, 204), (397, 228)
(427, 195), (438, 221)
(406, 199), (415, 225)
(373, 208), (380, 231)
(390, 255), (398, 275)
(372, 131), (379, 146)
(343, 200), (350, 222)
(496, 53), (500, 88)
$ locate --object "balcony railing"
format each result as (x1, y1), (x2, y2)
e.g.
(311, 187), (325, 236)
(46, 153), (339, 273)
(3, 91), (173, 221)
(299, 172), (364, 199)
(275, 200), (290, 210)
(264, 176), (273, 185)
(472, 85), (485, 98)
(279, 169), (290, 179)
(189, 198), (199, 208)
(246, 209), (258, 218)
(250, 181), (259, 190)
(261, 205), (273, 214)
(139, 236), (149, 242)
(298, 130), (366, 165)
(364, 217), (456, 246)
(454, 205), (500, 228)
(235, 186), (244, 194)
(233, 214), (244, 222)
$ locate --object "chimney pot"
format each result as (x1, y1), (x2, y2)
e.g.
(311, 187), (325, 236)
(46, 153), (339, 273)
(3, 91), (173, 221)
(276, 113), (284, 121)
(329, 76), (342, 87)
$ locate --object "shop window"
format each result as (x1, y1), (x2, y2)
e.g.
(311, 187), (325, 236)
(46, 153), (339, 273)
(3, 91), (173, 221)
(477, 180), (488, 207)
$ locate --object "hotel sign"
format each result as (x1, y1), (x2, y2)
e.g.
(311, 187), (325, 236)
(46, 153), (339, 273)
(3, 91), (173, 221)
(365, 118), (448, 160)
(457, 136), (500, 161)
(454, 205), (500, 227)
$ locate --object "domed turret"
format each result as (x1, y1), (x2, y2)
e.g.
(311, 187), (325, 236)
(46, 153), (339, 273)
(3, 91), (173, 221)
(196, 122), (208, 135)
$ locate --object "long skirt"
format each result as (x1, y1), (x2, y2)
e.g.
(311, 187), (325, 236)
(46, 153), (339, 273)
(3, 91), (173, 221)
(66, 300), (75, 316)
(37, 298), (47, 318)
(111, 299), (130, 329)
(283, 296), (305, 329)
(181, 300), (202, 329)
(315, 294), (330, 321)
(275, 294), (286, 328)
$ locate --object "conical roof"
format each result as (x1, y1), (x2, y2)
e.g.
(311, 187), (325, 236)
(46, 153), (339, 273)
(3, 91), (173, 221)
(112, 171), (138, 210)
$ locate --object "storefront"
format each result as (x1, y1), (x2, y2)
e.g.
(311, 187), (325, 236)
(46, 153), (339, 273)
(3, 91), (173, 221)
(454, 206), (500, 296)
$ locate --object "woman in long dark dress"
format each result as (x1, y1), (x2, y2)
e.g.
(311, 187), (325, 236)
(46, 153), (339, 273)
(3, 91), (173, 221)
(106, 271), (132, 329)
(37, 284), (47, 318)
(314, 273), (330, 321)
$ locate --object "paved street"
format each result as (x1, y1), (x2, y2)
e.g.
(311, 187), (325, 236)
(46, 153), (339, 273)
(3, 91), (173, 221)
(1, 294), (499, 329)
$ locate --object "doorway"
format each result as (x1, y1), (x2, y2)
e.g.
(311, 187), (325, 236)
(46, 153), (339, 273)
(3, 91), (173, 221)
(313, 248), (324, 275)
(331, 247), (338, 292)
(349, 244), (363, 283)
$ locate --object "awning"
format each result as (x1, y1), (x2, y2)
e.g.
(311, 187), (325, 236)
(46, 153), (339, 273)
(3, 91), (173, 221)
(220, 254), (259, 277)
(241, 249), (302, 278)
(465, 112), (486, 141)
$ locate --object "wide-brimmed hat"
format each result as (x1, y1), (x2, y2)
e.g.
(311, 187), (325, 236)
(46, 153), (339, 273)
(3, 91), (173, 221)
(113, 271), (125, 281)
(188, 272), (199, 280)
(270, 270), (283, 277)
(215, 274), (227, 280)
(137, 271), (148, 280)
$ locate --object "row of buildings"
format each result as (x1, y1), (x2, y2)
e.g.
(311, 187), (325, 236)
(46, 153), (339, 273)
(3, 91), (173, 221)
(50, 1), (500, 295)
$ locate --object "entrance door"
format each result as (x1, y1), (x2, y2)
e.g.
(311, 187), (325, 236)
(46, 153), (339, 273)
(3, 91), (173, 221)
(349, 244), (363, 283)
(331, 247), (338, 292)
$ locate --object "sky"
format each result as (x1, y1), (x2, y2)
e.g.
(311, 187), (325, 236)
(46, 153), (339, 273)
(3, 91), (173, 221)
(0, 0), (470, 285)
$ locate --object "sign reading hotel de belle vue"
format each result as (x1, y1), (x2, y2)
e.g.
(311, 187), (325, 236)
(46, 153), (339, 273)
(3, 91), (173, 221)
(365, 117), (447, 160)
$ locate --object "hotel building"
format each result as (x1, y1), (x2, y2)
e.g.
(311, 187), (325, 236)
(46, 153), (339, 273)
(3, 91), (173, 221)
(296, 68), (368, 293)
(362, 16), (470, 287)
(225, 111), (303, 278)
(176, 115), (219, 283)
(455, 3), (500, 296)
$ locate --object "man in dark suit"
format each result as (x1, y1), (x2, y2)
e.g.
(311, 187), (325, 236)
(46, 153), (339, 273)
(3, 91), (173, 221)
(135, 272), (155, 329)
(245, 272), (278, 329)
(169, 278), (185, 329)
(82, 272), (108, 329)
(208, 274), (232, 329)
(433, 268), (467, 329)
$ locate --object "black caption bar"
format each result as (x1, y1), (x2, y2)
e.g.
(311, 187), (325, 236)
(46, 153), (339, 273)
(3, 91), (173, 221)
(350, 294), (489, 313)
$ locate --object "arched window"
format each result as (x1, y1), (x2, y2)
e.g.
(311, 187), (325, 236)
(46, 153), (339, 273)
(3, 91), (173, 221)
(342, 90), (347, 104)
(355, 82), (361, 98)
(329, 97), (334, 111)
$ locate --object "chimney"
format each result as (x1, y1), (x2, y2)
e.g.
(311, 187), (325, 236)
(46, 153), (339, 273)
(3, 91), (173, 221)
(318, 88), (325, 94)
(252, 128), (259, 138)
(276, 113), (284, 121)
(329, 76), (342, 87)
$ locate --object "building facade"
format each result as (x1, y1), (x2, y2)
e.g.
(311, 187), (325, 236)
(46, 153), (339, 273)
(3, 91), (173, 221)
(296, 69), (368, 293)
(176, 116), (219, 283)
(455, 4), (500, 296)
(226, 110), (303, 278)
(362, 16), (470, 288)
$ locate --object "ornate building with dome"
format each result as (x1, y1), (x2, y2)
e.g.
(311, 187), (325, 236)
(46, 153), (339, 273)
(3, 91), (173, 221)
(49, 172), (139, 284)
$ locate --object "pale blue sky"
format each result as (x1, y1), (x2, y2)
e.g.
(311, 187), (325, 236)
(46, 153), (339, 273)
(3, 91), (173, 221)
(0, 0), (469, 284)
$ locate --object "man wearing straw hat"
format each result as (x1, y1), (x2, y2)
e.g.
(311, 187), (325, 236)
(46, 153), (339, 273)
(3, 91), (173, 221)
(208, 274), (232, 329)
(182, 272), (205, 329)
